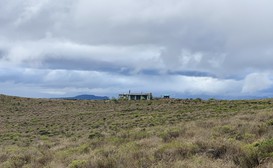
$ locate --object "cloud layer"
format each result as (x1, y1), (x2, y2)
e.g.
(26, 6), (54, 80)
(1, 0), (273, 98)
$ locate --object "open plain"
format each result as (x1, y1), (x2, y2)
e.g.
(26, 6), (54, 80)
(1, 95), (273, 167)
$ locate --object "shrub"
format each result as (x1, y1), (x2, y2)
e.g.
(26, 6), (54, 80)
(160, 129), (182, 142)
(154, 142), (199, 161)
(232, 144), (259, 168)
(96, 158), (116, 168)
(69, 160), (88, 168)
(0, 154), (8, 163)
(255, 138), (273, 158)
(38, 130), (51, 136)
(88, 132), (104, 139)
(37, 151), (53, 166)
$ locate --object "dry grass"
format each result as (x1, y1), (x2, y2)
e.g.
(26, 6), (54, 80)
(1, 94), (273, 167)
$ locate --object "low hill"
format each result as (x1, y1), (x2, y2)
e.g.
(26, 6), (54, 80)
(56, 94), (109, 100)
(1, 94), (273, 167)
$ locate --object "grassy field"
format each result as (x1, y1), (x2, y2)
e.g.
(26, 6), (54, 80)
(1, 94), (273, 167)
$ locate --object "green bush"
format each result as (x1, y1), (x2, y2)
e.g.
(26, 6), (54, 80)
(255, 138), (273, 158)
(88, 132), (104, 139)
(69, 160), (87, 168)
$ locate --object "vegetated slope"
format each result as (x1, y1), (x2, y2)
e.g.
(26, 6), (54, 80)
(1, 94), (273, 167)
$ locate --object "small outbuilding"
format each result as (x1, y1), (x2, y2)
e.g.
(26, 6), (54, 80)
(162, 95), (170, 99)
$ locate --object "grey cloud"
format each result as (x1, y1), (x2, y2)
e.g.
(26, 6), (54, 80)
(0, 0), (72, 40)
(59, 0), (273, 77)
(242, 73), (273, 93)
(41, 56), (122, 72)
(0, 38), (163, 74)
(1, 0), (273, 98)
(0, 50), (6, 59)
(0, 68), (47, 84)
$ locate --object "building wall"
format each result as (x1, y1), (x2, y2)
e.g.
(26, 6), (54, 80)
(119, 93), (152, 100)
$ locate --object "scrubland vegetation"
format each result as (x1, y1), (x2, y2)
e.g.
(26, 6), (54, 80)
(1, 94), (273, 167)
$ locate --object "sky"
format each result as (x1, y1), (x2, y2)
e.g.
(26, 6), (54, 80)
(1, 0), (273, 99)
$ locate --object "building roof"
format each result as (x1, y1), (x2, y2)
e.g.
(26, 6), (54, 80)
(119, 93), (152, 96)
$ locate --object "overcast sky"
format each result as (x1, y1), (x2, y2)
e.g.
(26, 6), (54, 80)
(1, 0), (273, 99)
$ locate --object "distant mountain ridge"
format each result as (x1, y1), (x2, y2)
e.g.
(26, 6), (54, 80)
(56, 94), (109, 100)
